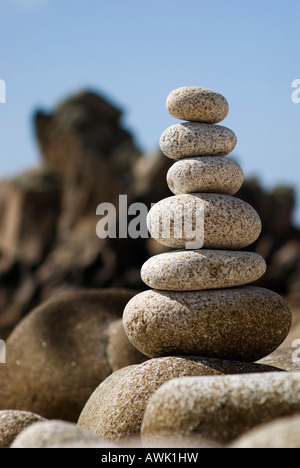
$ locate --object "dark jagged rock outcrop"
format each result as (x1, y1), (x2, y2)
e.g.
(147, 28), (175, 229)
(0, 90), (299, 337)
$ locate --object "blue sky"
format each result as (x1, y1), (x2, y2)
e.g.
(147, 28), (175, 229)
(0, 0), (299, 221)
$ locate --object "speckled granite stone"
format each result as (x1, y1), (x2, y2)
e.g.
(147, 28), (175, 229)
(230, 415), (300, 449)
(141, 373), (300, 445)
(77, 357), (280, 442)
(11, 420), (106, 448)
(78, 366), (138, 433)
(123, 287), (291, 361)
(167, 157), (243, 195)
(166, 87), (229, 124)
(141, 250), (266, 291)
(160, 123), (237, 160)
(147, 194), (262, 250)
(143, 435), (224, 449)
(0, 411), (45, 449)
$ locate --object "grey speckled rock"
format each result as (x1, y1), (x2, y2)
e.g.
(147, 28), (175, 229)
(6, 288), (137, 422)
(167, 157), (243, 195)
(11, 420), (107, 449)
(78, 366), (138, 433)
(230, 415), (300, 449)
(141, 373), (300, 445)
(141, 250), (266, 291)
(0, 411), (45, 449)
(160, 123), (237, 160)
(78, 357), (279, 442)
(166, 87), (229, 124)
(143, 434), (224, 449)
(147, 194), (262, 250)
(123, 287), (291, 361)
(257, 347), (300, 372)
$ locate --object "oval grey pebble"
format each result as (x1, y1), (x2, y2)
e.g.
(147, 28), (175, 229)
(11, 420), (107, 448)
(141, 373), (300, 444)
(229, 414), (300, 449)
(141, 250), (266, 291)
(0, 411), (45, 449)
(123, 287), (291, 361)
(147, 194), (262, 250)
(78, 357), (284, 442)
(167, 157), (244, 195)
(160, 122), (237, 160)
(166, 86), (229, 124)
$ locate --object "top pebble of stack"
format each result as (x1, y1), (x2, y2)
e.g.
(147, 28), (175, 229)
(166, 86), (229, 124)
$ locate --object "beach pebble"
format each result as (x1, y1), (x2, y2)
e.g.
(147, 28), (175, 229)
(160, 123), (237, 160)
(78, 357), (278, 442)
(11, 420), (106, 449)
(167, 157), (243, 195)
(230, 414), (300, 449)
(147, 194), (262, 250)
(123, 287), (291, 361)
(141, 373), (300, 445)
(78, 366), (138, 433)
(6, 288), (137, 421)
(166, 87), (229, 124)
(141, 250), (266, 291)
(0, 411), (45, 449)
(143, 434), (224, 449)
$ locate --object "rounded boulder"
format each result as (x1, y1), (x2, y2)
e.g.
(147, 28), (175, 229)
(123, 287), (291, 362)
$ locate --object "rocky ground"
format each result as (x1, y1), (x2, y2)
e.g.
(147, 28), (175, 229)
(0, 90), (300, 448)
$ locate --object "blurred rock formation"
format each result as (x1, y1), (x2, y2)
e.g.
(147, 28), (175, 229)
(0, 89), (299, 337)
(0, 90), (146, 337)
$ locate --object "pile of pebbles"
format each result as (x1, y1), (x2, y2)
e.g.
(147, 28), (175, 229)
(1, 87), (299, 449)
(124, 86), (291, 362)
(78, 87), (299, 448)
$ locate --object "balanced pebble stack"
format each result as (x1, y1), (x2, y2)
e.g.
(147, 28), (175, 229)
(123, 86), (291, 363)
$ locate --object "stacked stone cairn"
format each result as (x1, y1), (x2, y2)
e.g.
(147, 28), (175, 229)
(123, 86), (291, 364)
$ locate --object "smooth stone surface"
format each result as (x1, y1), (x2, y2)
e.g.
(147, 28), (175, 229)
(6, 288), (137, 422)
(106, 320), (147, 372)
(0, 411), (45, 449)
(78, 357), (279, 442)
(0, 365), (41, 415)
(167, 157), (243, 195)
(147, 194), (262, 250)
(78, 366), (137, 433)
(141, 373), (300, 444)
(258, 347), (300, 372)
(11, 420), (106, 449)
(160, 123), (237, 160)
(230, 415), (300, 449)
(143, 435), (223, 449)
(123, 287), (291, 361)
(141, 250), (266, 291)
(166, 87), (229, 124)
